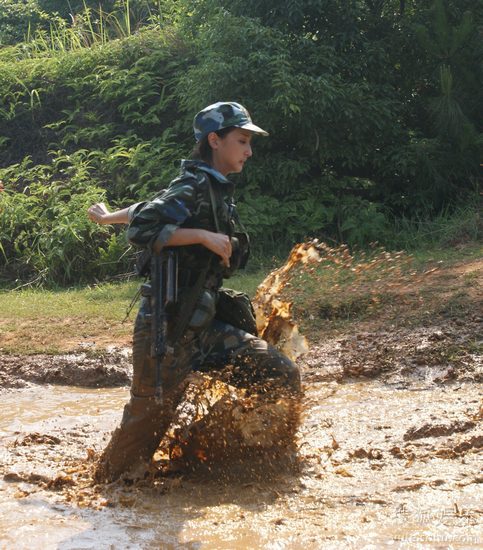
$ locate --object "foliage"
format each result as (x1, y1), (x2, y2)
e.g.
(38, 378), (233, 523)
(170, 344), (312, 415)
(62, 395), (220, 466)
(0, 1), (165, 46)
(0, 155), (133, 284)
(0, 0), (480, 285)
(0, 0), (49, 46)
(386, 202), (482, 251)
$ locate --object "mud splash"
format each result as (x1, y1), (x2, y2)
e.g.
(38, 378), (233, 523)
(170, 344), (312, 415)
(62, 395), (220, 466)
(0, 248), (481, 548)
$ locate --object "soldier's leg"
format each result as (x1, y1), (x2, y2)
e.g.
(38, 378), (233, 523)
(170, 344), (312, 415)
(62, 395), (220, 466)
(95, 297), (194, 483)
(192, 321), (302, 451)
(197, 320), (301, 394)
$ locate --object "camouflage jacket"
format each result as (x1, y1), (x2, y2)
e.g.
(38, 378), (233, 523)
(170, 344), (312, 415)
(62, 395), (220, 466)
(127, 159), (237, 280)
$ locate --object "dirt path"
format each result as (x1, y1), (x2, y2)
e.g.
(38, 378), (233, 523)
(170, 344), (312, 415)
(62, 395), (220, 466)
(0, 257), (481, 548)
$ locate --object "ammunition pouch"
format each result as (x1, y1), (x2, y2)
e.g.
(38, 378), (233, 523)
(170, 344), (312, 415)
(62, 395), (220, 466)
(186, 288), (217, 332)
(215, 287), (258, 336)
(135, 249), (152, 277)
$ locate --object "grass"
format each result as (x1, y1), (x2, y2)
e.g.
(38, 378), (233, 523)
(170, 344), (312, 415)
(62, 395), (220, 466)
(0, 270), (268, 318)
(0, 281), (139, 354)
(0, 269), (269, 354)
(24, 1), (141, 56)
(0, 281), (138, 320)
(386, 205), (481, 252)
(278, 241), (482, 338)
(409, 241), (482, 266)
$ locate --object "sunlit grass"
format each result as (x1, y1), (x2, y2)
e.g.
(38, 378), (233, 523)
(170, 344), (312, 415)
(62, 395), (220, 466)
(409, 242), (482, 266)
(0, 269), (267, 320)
(0, 280), (139, 320)
(0, 270), (269, 354)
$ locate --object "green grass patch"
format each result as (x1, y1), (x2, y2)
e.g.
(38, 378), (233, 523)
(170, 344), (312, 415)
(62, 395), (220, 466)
(409, 241), (482, 266)
(0, 269), (268, 320)
(0, 280), (141, 321)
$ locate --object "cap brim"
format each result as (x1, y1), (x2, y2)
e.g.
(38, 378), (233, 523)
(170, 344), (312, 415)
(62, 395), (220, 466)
(238, 122), (269, 136)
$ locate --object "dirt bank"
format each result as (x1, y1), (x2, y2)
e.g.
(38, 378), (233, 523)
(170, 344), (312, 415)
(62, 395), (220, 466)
(0, 347), (131, 389)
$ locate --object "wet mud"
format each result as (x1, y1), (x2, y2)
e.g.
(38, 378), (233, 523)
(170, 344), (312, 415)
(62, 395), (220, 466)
(0, 347), (131, 389)
(1, 314), (482, 548)
(0, 255), (481, 548)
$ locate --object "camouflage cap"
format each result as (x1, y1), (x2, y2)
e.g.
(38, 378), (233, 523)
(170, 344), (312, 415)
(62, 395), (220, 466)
(193, 101), (269, 142)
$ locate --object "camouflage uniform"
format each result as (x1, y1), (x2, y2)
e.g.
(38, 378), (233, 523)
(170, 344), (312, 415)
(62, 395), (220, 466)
(96, 108), (300, 482)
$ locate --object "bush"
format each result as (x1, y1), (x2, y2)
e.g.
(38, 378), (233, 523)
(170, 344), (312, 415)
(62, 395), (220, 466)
(0, 155), (133, 285)
(0, 0), (480, 285)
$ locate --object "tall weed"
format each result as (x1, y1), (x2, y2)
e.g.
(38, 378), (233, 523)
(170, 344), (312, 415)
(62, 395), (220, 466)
(386, 203), (481, 251)
(0, 156), (132, 285)
(22, 1), (150, 56)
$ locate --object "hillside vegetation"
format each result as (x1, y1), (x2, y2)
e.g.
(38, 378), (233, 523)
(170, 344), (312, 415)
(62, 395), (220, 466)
(0, 0), (481, 285)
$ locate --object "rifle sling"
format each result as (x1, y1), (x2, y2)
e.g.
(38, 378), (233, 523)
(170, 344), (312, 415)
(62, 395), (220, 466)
(207, 178), (222, 233)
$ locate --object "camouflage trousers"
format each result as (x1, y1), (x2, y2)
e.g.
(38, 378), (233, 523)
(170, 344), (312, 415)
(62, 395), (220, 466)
(96, 296), (301, 481)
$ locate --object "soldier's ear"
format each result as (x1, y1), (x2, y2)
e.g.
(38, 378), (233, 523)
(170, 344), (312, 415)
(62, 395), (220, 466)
(207, 132), (219, 150)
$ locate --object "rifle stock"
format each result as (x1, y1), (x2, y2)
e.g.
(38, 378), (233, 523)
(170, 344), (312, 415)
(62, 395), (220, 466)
(151, 249), (178, 400)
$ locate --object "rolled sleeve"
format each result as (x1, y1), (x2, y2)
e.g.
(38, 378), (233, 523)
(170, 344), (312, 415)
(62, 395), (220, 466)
(127, 178), (198, 249)
(127, 202), (144, 223)
(152, 223), (179, 251)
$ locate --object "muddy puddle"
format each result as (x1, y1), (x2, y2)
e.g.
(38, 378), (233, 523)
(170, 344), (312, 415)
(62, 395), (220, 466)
(1, 366), (481, 549)
(1, 249), (481, 548)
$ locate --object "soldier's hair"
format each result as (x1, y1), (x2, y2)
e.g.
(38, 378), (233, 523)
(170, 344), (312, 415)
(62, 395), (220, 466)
(191, 127), (236, 163)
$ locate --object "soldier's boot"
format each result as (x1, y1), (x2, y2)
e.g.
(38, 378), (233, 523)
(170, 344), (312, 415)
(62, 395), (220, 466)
(94, 394), (176, 483)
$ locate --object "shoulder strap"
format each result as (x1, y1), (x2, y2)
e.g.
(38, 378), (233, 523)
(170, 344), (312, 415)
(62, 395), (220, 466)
(193, 169), (222, 233)
(230, 203), (249, 234)
(207, 178), (222, 233)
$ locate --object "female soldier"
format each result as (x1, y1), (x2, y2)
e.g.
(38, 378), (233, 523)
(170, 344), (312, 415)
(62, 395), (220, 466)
(89, 102), (301, 482)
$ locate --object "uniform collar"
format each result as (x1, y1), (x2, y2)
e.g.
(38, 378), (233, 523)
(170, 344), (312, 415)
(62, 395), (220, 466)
(181, 159), (230, 184)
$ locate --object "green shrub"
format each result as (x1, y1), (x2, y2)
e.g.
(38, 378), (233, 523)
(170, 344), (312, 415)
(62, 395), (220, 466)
(0, 0), (480, 285)
(0, 155), (132, 285)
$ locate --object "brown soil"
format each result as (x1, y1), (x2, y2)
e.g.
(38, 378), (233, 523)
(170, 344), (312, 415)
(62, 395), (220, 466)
(0, 347), (131, 389)
(0, 317), (132, 354)
(0, 257), (481, 548)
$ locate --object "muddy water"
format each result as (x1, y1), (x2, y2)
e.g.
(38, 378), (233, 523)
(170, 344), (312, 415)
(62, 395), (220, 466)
(0, 379), (481, 549)
(0, 386), (129, 548)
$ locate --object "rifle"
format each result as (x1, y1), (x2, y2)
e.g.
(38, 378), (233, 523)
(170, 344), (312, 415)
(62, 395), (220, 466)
(150, 248), (178, 401)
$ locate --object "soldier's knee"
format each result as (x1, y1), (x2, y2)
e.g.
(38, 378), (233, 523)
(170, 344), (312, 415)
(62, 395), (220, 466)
(254, 344), (301, 393)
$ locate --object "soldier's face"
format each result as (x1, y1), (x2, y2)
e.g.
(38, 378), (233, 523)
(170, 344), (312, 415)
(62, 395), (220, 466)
(209, 128), (253, 175)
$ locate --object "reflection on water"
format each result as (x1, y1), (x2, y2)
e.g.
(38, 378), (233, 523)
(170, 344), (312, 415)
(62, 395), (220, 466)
(0, 385), (129, 434)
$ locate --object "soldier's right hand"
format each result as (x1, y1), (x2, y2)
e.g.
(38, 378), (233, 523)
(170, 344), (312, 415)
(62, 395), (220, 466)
(200, 231), (232, 267)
